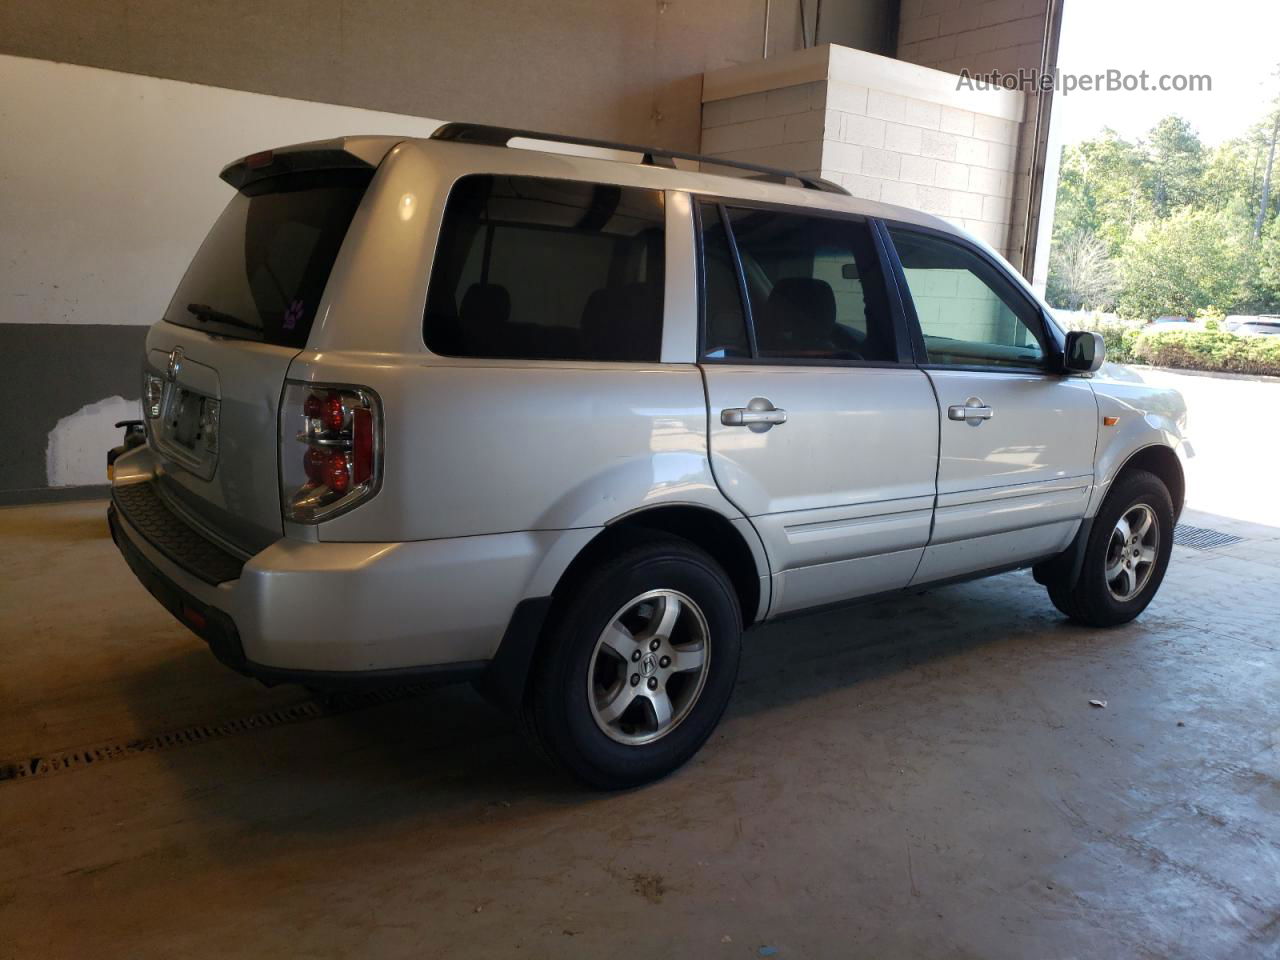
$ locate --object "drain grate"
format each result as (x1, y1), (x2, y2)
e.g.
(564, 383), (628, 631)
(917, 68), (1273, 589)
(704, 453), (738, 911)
(1174, 523), (1245, 550)
(0, 683), (434, 786)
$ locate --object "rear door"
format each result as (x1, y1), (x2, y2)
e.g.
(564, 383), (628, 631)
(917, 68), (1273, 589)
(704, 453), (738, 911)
(697, 201), (940, 616)
(144, 156), (376, 554)
(881, 224), (1098, 584)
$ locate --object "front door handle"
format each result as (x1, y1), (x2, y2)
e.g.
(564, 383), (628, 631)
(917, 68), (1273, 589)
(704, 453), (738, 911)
(721, 397), (788, 433)
(948, 398), (994, 422)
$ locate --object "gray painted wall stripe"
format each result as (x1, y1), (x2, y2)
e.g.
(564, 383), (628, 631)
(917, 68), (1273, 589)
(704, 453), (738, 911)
(2, 324), (146, 500)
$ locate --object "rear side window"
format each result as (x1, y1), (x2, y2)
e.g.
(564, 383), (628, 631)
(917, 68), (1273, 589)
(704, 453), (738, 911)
(701, 205), (896, 363)
(165, 171), (371, 349)
(425, 175), (666, 361)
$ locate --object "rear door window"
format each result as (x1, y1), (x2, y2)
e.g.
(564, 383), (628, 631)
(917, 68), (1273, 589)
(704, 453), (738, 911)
(425, 175), (666, 361)
(165, 171), (372, 349)
(700, 204), (897, 363)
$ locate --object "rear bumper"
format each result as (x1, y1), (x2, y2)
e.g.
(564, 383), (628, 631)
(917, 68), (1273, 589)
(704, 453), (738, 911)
(108, 447), (564, 691)
(108, 501), (488, 689)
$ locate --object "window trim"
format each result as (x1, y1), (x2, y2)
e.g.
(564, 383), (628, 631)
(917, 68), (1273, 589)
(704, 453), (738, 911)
(876, 218), (1068, 376)
(421, 172), (668, 364)
(693, 194), (915, 369)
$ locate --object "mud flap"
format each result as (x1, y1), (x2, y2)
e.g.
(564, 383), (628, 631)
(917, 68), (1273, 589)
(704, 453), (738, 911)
(1032, 516), (1094, 589)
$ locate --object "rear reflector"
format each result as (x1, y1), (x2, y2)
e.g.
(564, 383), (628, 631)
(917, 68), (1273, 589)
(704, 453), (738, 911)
(182, 605), (208, 631)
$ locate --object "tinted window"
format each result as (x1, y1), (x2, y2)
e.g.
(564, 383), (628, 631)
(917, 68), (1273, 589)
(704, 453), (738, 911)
(699, 202), (751, 359)
(889, 228), (1046, 368)
(425, 175), (665, 361)
(165, 171), (371, 348)
(718, 207), (896, 362)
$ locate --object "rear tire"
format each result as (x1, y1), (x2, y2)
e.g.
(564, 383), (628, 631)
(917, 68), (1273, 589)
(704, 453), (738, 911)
(523, 538), (741, 789)
(1047, 468), (1174, 627)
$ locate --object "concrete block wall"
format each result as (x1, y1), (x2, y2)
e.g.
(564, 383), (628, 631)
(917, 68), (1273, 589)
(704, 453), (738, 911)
(896, 0), (1054, 274)
(700, 45), (1026, 258)
(904, 267), (1012, 343)
(896, 0), (1048, 77)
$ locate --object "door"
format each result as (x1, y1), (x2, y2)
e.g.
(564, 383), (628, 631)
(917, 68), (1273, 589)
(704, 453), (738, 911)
(697, 202), (940, 616)
(883, 225), (1098, 584)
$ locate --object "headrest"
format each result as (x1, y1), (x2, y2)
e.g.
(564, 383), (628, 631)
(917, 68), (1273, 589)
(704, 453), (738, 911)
(460, 283), (511, 324)
(759, 277), (836, 346)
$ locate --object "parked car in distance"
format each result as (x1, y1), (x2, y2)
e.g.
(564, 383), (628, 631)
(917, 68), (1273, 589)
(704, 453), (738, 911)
(1148, 316), (1195, 330)
(107, 124), (1191, 788)
(1235, 318), (1280, 336)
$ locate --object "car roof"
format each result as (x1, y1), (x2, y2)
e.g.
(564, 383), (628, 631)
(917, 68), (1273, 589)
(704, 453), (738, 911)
(400, 136), (964, 236)
(225, 131), (1001, 269)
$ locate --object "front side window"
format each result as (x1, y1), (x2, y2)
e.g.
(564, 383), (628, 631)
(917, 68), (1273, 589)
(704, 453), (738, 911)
(888, 228), (1047, 368)
(425, 175), (665, 361)
(702, 205), (896, 363)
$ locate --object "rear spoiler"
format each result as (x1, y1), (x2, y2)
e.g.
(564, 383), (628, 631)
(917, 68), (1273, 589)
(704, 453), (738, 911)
(219, 136), (404, 191)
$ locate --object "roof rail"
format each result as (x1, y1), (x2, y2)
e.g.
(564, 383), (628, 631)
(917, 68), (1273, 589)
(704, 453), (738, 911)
(429, 122), (849, 196)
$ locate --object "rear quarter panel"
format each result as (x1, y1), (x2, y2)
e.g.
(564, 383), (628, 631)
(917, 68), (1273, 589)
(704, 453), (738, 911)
(293, 354), (731, 542)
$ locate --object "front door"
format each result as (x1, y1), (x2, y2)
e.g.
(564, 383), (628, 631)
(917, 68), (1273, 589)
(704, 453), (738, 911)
(697, 202), (939, 616)
(883, 225), (1098, 585)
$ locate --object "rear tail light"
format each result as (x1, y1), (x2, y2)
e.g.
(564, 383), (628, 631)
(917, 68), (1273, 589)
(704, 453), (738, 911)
(280, 382), (381, 522)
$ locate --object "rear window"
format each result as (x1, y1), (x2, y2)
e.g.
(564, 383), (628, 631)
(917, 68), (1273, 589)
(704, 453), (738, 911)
(424, 175), (665, 361)
(164, 171), (372, 348)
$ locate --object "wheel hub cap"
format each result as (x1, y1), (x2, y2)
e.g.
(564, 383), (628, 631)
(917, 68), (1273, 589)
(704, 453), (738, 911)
(587, 589), (710, 746)
(1105, 503), (1159, 602)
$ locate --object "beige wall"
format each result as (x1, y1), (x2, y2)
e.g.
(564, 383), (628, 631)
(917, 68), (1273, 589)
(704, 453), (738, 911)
(0, 55), (443, 331)
(895, 0), (1056, 275)
(896, 0), (1048, 76)
(0, 0), (895, 153)
(0, 54), (447, 494)
(701, 45), (1026, 258)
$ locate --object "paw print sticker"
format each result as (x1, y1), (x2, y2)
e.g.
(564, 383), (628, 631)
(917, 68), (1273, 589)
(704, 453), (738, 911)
(282, 299), (305, 330)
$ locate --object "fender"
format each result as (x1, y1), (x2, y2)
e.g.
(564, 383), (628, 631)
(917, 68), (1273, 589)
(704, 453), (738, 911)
(1085, 372), (1190, 518)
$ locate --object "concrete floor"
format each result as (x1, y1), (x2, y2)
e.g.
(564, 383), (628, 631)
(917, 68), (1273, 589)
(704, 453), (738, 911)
(3, 370), (1279, 959)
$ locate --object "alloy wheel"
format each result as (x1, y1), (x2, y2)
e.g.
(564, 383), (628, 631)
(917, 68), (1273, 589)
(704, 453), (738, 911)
(1105, 503), (1159, 602)
(587, 589), (711, 745)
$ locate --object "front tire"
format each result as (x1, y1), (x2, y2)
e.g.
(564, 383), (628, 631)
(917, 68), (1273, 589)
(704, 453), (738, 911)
(524, 538), (742, 789)
(1047, 468), (1174, 627)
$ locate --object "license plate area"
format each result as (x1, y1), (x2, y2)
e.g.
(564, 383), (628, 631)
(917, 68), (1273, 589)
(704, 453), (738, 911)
(156, 384), (219, 480)
(172, 389), (203, 448)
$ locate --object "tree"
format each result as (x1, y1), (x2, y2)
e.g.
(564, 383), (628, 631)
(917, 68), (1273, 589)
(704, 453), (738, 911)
(1144, 116), (1206, 218)
(1047, 231), (1119, 311)
(1256, 216), (1280, 311)
(1117, 209), (1253, 319)
(1254, 110), (1279, 240)
(1053, 131), (1151, 255)
(1049, 102), (1280, 322)
(1202, 138), (1255, 218)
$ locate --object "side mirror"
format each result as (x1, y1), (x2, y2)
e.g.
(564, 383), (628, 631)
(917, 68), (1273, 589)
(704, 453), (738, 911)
(1063, 330), (1105, 373)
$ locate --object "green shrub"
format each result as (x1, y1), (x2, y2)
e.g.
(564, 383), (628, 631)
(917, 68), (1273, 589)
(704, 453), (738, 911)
(1100, 324), (1143, 364)
(1130, 330), (1280, 377)
(1068, 316), (1143, 364)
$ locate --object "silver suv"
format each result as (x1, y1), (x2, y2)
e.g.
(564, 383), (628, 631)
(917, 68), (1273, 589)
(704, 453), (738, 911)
(109, 123), (1190, 788)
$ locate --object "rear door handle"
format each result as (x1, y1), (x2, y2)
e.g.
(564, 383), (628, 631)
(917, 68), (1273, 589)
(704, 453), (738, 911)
(948, 399), (994, 422)
(721, 397), (788, 432)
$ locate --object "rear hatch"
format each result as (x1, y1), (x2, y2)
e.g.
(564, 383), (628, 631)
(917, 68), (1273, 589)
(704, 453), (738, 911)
(144, 142), (387, 554)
